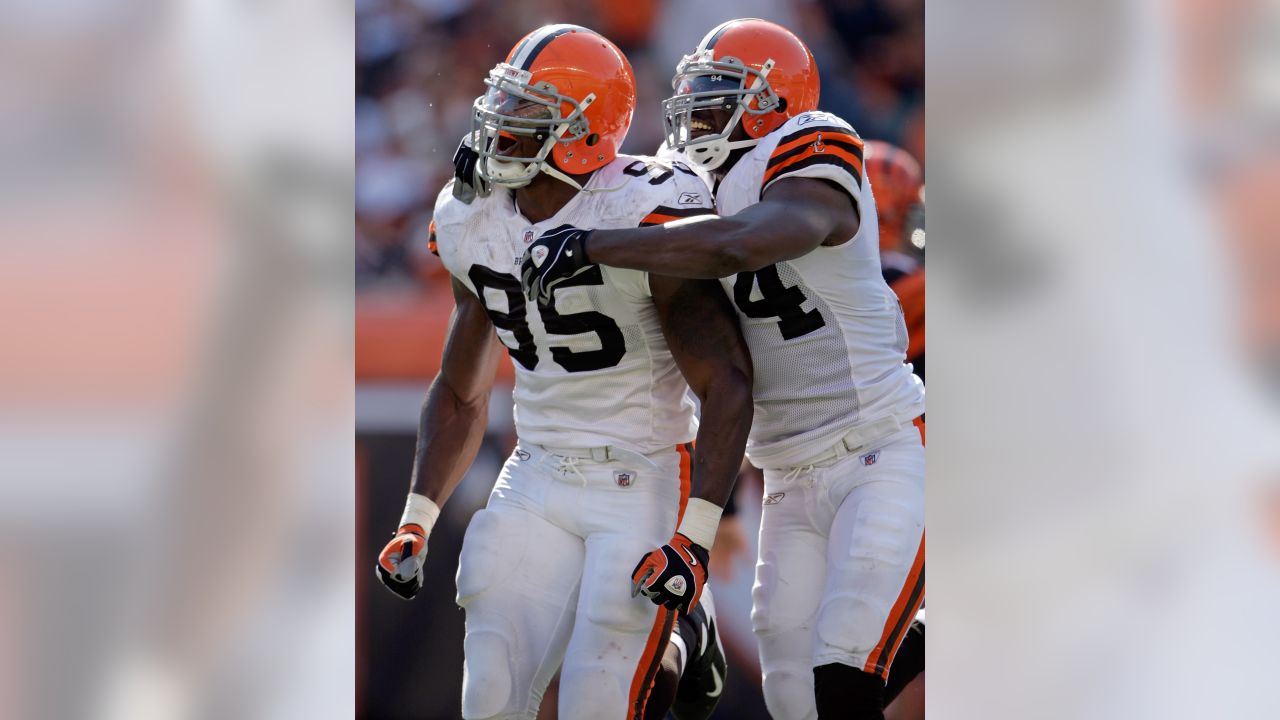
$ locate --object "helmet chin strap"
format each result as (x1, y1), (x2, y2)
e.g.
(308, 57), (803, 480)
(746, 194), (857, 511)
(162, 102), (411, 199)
(540, 162), (591, 191)
(541, 160), (631, 194)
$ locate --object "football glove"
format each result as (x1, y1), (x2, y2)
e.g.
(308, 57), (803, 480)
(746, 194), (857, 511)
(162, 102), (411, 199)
(520, 224), (594, 306)
(375, 524), (428, 600)
(631, 532), (710, 614)
(451, 135), (489, 203)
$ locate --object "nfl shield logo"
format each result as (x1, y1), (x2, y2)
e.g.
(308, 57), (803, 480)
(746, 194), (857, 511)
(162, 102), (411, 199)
(522, 229), (535, 244)
(665, 576), (687, 596)
(614, 471), (634, 487)
(861, 451), (879, 466)
(531, 245), (550, 267)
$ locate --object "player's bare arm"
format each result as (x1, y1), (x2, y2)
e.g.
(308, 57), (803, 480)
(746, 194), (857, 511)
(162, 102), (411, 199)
(408, 276), (505, 503)
(521, 177), (858, 305)
(653, 273), (753, 505)
(375, 276), (504, 599)
(595, 177), (857, 277)
(630, 274), (753, 613)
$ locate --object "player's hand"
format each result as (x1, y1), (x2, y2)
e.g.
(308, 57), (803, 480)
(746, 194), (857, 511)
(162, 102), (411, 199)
(375, 524), (429, 600)
(631, 533), (709, 614)
(520, 225), (594, 306)
(451, 135), (489, 202)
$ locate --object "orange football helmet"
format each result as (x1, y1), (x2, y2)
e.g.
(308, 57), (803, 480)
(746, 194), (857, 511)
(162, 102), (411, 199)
(472, 24), (636, 189)
(662, 18), (820, 171)
(864, 140), (924, 251)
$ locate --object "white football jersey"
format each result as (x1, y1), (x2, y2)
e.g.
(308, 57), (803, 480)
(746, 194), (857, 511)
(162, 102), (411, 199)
(711, 111), (926, 468)
(432, 154), (713, 454)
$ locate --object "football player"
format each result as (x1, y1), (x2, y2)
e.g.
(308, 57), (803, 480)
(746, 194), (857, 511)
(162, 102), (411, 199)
(521, 19), (925, 720)
(374, 25), (753, 720)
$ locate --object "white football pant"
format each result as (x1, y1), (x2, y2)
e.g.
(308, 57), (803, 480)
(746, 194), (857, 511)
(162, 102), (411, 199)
(456, 441), (692, 720)
(752, 422), (925, 720)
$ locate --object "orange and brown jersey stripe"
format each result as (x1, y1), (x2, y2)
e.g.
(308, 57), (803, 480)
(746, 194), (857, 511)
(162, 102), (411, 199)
(762, 126), (864, 190)
(675, 442), (693, 523)
(639, 205), (711, 227)
(863, 532), (925, 679)
(628, 605), (677, 719)
(426, 219), (439, 256)
(626, 442), (695, 718)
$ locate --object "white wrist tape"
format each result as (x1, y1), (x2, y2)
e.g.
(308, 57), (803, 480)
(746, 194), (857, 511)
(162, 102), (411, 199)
(399, 493), (441, 536)
(677, 498), (724, 549)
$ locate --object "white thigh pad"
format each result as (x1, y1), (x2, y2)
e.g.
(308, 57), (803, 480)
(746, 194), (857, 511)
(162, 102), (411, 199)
(456, 508), (528, 606)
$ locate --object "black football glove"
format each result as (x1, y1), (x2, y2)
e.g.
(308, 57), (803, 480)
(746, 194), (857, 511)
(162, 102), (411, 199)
(520, 224), (594, 306)
(631, 533), (710, 614)
(451, 135), (489, 203)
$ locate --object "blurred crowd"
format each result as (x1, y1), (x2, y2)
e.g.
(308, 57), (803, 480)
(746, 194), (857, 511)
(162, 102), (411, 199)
(355, 0), (924, 288)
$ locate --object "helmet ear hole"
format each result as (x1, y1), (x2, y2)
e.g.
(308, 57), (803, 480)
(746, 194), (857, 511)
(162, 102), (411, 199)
(585, 133), (600, 146)
(775, 98), (788, 113)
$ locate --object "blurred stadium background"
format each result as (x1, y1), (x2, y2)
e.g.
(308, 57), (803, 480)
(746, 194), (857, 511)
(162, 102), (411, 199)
(354, 0), (923, 717)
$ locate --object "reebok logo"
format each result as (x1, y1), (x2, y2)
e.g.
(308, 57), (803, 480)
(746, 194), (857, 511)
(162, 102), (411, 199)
(678, 191), (703, 205)
(763, 492), (785, 505)
(797, 112), (835, 126)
